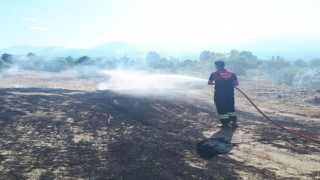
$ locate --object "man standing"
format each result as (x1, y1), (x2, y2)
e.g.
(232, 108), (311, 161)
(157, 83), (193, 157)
(208, 60), (239, 128)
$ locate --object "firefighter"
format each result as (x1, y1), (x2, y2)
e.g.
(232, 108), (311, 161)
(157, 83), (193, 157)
(208, 60), (239, 128)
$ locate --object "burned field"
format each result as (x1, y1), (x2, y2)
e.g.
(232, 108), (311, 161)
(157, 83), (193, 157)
(0, 71), (319, 179)
(0, 88), (239, 179)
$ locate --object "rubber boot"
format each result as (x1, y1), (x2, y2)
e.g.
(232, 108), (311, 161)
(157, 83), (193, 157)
(218, 119), (230, 128)
(229, 116), (238, 129)
(232, 121), (238, 129)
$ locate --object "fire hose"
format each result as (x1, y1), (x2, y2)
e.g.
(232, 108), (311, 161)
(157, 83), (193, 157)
(235, 87), (320, 143)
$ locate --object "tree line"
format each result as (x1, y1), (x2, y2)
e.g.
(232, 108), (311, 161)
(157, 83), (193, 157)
(1, 50), (320, 88)
(197, 50), (320, 88)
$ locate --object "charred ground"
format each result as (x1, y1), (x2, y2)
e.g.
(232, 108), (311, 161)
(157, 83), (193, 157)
(0, 71), (319, 179)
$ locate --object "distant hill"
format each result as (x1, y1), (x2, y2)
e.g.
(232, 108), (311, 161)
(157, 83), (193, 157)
(0, 45), (53, 55)
(1, 33), (320, 60)
(0, 42), (137, 58)
(0, 42), (198, 59)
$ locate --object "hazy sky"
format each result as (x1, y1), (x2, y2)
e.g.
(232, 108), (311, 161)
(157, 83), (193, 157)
(1, 0), (320, 49)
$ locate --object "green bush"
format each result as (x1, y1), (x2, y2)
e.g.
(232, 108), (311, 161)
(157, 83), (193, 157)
(278, 67), (298, 86)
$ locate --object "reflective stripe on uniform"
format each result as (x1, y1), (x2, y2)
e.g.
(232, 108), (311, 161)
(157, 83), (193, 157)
(228, 112), (237, 117)
(218, 114), (229, 119)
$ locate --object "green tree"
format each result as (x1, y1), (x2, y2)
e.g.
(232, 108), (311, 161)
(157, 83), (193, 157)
(175, 59), (202, 76)
(310, 58), (320, 76)
(225, 50), (258, 75)
(145, 51), (161, 68)
(65, 56), (75, 63)
(294, 59), (307, 68)
(260, 57), (291, 76)
(230, 50), (257, 60)
(301, 74), (320, 88)
(199, 51), (211, 61)
(27, 52), (36, 57)
(1, 53), (14, 64)
(0, 59), (4, 67)
(278, 67), (298, 86)
(76, 56), (91, 64)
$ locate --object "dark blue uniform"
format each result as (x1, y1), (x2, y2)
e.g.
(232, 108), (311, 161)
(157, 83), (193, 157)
(208, 69), (238, 125)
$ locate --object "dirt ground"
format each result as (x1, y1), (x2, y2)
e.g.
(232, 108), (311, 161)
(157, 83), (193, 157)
(0, 70), (319, 179)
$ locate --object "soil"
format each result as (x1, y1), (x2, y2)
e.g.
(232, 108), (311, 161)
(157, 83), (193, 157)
(0, 70), (319, 179)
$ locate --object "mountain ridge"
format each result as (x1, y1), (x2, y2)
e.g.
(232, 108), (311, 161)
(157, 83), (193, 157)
(1, 33), (320, 60)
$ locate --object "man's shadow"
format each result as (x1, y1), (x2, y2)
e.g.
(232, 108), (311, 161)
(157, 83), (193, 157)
(196, 128), (235, 159)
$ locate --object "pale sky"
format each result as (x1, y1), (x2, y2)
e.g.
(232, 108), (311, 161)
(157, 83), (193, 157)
(1, 0), (320, 49)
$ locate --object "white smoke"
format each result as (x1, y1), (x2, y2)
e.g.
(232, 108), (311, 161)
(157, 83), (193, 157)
(98, 70), (207, 91)
(0, 55), (209, 93)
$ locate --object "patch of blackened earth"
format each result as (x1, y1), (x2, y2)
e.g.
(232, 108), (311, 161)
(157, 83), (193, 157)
(0, 88), (277, 179)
